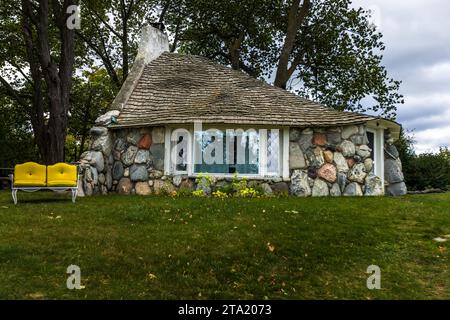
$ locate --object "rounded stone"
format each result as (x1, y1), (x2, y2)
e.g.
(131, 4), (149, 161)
(339, 140), (356, 157)
(348, 163), (367, 184)
(323, 150), (334, 163)
(330, 183), (341, 197)
(385, 158), (404, 184)
(334, 152), (349, 173)
(343, 182), (363, 196)
(130, 164), (149, 182)
(364, 158), (374, 173)
(356, 145), (371, 159)
(138, 133), (152, 149)
(312, 179), (329, 197)
(134, 149), (150, 164)
(290, 170), (311, 197)
(317, 163), (337, 183)
(117, 178), (132, 195)
(289, 143), (307, 169)
(135, 181), (152, 196)
(90, 126), (108, 136)
(364, 174), (384, 196)
(173, 175), (183, 187)
(289, 128), (302, 141)
(121, 145), (138, 167)
(313, 133), (327, 146)
(342, 126), (359, 139)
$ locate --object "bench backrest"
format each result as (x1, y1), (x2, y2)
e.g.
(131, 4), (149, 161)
(47, 163), (78, 186)
(14, 162), (47, 184)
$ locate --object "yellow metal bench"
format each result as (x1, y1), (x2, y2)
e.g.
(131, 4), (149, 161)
(11, 162), (79, 204)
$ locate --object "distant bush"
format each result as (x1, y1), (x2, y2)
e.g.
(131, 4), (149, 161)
(404, 149), (450, 191)
(396, 131), (450, 191)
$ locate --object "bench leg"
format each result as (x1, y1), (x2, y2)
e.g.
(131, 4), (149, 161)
(71, 189), (77, 203)
(12, 189), (18, 205)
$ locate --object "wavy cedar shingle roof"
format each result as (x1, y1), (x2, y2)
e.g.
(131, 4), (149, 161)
(110, 52), (376, 129)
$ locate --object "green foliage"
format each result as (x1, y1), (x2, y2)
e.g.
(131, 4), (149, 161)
(404, 149), (450, 191)
(66, 68), (116, 162)
(0, 96), (40, 168)
(396, 131), (450, 191)
(293, 0), (403, 118)
(174, 0), (403, 117)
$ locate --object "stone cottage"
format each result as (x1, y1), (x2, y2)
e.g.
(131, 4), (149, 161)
(79, 25), (406, 197)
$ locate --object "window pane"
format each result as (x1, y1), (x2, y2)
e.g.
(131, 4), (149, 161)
(267, 129), (280, 174)
(194, 129), (259, 174)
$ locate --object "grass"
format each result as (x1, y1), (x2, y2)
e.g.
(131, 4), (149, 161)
(0, 190), (449, 300)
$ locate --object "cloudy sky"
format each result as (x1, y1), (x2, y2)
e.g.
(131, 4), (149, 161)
(352, 0), (450, 153)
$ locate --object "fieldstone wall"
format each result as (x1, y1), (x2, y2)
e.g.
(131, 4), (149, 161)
(79, 120), (401, 197)
(288, 125), (384, 197)
(384, 129), (407, 196)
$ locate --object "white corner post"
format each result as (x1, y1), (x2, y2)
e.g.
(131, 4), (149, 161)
(282, 128), (290, 181)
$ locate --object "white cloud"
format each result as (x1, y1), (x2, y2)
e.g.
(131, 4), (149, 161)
(353, 0), (450, 153)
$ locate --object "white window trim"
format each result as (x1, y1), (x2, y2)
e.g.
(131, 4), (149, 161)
(164, 126), (289, 179)
(366, 127), (385, 190)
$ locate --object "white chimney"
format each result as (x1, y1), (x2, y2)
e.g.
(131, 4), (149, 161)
(136, 24), (170, 64)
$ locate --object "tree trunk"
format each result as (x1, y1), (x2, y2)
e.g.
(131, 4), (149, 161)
(274, 0), (310, 89)
(20, 0), (76, 164)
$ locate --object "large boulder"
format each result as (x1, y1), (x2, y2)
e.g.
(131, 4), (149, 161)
(154, 180), (175, 195)
(356, 145), (371, 159)
(149, 143), (165, 171)
(289, 143), (307, 169)
(317, 163), (337, 183)
(385, 158), (404, 184)
(151, 127), (165, 144)
(348, 163), (367, 184)
(121, 145), (138, 166)
(95, 110), (120, 126)
(330, 183), (341, 197)
(343, 182), (363, 196)
(386, 181), (407, 196)
(385, 144), (399, 159)
(334, 152), (349, 173)
(341, 125), (359, 139)
(271, 182), (289, 194)
(312, 133), (327, 146)
(138, 133), (152, 149)
(91, 135), (113, 156)
(312, 179), (329, 197)
(117, 178), (132, 194)
(339, 140), (356, 157)
(112, 161), (124, 180)
(134, 149), (150, 164)
(135, 181), (152, 195)
(364, 174), (384, 196)
(90, 126), (108, 137)
(290, 170), (311, 197)
(298, 130), (313, 152)
(289, 128), (302, 141)
(130, 164), (149, 182)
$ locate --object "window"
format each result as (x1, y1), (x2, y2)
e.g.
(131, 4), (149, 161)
(168, 126), (283, 177)
(366, 130), (375, 173)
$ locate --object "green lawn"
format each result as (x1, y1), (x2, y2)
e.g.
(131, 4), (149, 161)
(0, 190), (449, 300)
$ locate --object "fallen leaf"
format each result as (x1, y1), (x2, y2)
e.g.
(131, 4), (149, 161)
(27, 292), (44, 299)
(147, 273), (157, 280)
(433, 237), (447, 243)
